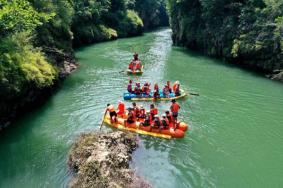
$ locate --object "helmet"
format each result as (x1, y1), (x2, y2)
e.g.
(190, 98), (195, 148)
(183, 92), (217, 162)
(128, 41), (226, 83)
(176, 81), (180, 84)
(146, 110), (150, 114)
(162, 114), (166, 117)
(140, 105), (144, 108)
(154, 114), (159, 118)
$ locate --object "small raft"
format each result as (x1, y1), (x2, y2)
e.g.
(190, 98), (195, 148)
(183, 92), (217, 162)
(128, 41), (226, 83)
(126, 69), (143, 75)
(123, 89), (187, 101)
(103, 115), (188, 139)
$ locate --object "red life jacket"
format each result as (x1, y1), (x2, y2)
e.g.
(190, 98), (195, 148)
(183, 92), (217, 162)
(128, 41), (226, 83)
(166, 114), (174, 123)
(140, 108), (145, 115)
(117, 103), (125, 114)
(154, 84), (159, 91)
(150, 108), (158, 115)
(133, 107), (140, 117)
(170, 103), (180, 113)
(127, 84), (132, 93)
(136, 61), (142, 69)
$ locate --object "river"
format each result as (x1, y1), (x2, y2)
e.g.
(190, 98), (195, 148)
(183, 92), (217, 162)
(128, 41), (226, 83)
(0, 28), (283, 188)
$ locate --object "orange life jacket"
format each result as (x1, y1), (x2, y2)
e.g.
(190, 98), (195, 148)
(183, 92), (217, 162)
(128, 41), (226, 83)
(173, 83), (178, 93)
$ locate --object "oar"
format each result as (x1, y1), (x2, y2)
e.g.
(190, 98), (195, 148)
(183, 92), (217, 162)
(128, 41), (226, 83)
(189, 92), (199, 96)
(99, 110), (107, 130)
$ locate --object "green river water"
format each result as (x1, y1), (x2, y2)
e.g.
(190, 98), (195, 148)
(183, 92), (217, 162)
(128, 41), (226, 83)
(1, 28), (283, 188)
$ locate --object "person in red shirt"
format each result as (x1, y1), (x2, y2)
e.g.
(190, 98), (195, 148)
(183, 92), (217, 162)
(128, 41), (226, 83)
(125, 108), (135, 126)
(132, 102), (140, 118)
(139, 105), (146, 119)
(170, 99), (180, 125)
(127, 80), (133, 93)
(142, 82), (150, 95)
(150, 104), (158, 121)
(117, 100), (125, 118)
(165, 111), (174, 123)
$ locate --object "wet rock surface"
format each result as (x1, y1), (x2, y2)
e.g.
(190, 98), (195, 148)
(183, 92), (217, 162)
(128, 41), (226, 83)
(68, 131), (151, 188)
(266, 70), (283, 82)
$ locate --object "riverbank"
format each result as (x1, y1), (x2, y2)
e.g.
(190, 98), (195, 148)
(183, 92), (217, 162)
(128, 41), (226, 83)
(68, 131), (151, 188)
(0, 49), (78, 131)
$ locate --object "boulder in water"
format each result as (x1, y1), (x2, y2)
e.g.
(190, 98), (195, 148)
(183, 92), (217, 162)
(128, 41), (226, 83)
(68, 131), (151, 188)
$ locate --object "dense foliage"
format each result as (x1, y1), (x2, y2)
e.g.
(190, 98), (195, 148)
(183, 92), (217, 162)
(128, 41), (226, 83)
(168, 0), (283, 72)
(72, 0), (143, 47)
(134, 0), (169, 30)
(0, 0), (56, 96)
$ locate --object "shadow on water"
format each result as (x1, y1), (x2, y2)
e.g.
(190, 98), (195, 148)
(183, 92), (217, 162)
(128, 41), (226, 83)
(172, 47), (278, 83)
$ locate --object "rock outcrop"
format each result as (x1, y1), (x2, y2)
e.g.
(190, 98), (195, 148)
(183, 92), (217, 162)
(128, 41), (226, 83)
(68, 131), (151, 188)
(267, 70), (283, 82)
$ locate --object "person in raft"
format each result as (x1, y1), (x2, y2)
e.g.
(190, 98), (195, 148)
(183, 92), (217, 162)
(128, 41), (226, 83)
(139, 105), (146, 119)
(165, 110), (174, 124)
(163, 84), (170, 98)
(150, 104), (158, 121)
(152, 115), (162, 131)
(125, 108), (135, 126)
(140, 111), (151, 126)
(161, 114), (170, 129)
(170, 99), (180, 126)
(142, 82), (151, 96)
(127, 80), (133, 93)
(167, 81), (172, 93)
(132, 102), (140, 119)
(128, 54), (136, 71)
(106, 104), (117, 123)
(153, 83), (160, 99)
(129, 53), (142, 71)
(134, 82), (142, 95)
(173, 81), (181, 96)
(117, 100), (125, 118)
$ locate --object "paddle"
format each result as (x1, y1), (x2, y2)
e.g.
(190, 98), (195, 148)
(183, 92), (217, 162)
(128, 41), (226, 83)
(189, 92), (199, 96)
(99, 110), (107, 130)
